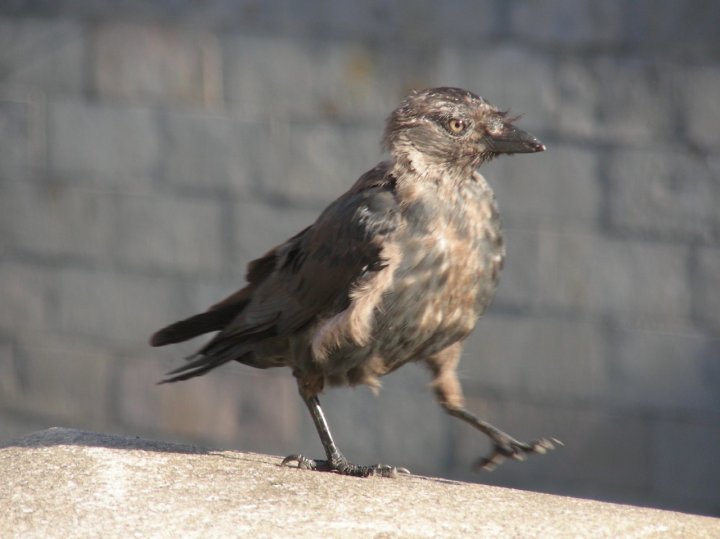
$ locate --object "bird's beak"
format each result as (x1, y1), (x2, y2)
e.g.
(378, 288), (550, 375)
(485, 124), (546, 154)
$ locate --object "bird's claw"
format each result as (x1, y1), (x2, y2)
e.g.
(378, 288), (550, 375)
(369, 464), (411, 478)
(474, 436), (562, 472)
(281, 454), (318, 470)
(280, 454), (410, 478)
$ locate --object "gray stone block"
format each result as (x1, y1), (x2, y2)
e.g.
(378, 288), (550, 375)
(488, 143), (601, 229)
(317, 0), (498, 44)
(536, 232), (691, 327)
(53, 267), (185, 345)
(695, 247), (720, 331)
(248, 121), (379, 205)
(93, 22), (222, 105)
(0, 177), (114, 260)
(0, 261), (51, 334)
(110, 190), (226, 275)
(0, 340), (17, 406)
(0, 98), (33, 175)
(626, 1), (720, 59)
(594, 58), (677, 144)
(555, 58), (600, 139)
(607, 148), (718, 241)
(463, 314), (609, 401)
(49, 99), (160, 179)
(162, 109), (253, 193)
(609, 326), (720, 414)
(652, 418), (720, 515)
(0, 17), (86, 93)
(223, 35), (417, 121)
(683, 66), (720, 152)
(510, 0), (624, 46)
(11, 334), (112, 427)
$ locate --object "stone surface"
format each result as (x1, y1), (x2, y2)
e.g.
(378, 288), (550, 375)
(607, 148), (719, 241)
(49, 99), (160, 179)
(625, 1), (720, 59)
(463, 314), (609, 401)
(110, 190), (226, 274)
(162, 109), (253, 193)
(10, 336), (112, 426)
(488, 143), (601, 229)
(510, 0), (625, 46)
(593, 58), (678, 144)
(554, 58), (598, 138)
(0, 99), (33, 174)
(223, 35), (416, 121)
(246, 121), (379, 205)
(94, 23), (222, 105)
(536, 232), (691, 327)
(0, 177), (114, 260)
(609, 326), (720, 414)
(0, 261), (50, 333)
(652, 418), (720, 515)
(0, 18), (86, 93)
(695, 247), (720, 331)
(53, 268), (185, 345)
(683, 66), (720, 152)
(2, 428), (719, 538)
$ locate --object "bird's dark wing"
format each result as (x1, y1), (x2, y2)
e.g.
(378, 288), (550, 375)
(148, 229), (306, 348)
(154, 164), (401, 380)
(207, 173), (400, 347)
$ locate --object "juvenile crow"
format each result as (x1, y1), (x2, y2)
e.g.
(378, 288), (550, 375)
(151, 87), (558, 477)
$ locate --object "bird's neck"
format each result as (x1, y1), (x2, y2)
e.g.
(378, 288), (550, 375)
(389, 152), (477, 196)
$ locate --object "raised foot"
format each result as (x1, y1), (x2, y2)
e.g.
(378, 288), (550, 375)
(281, 454), (410, 478)
(475, 436), (563, 472)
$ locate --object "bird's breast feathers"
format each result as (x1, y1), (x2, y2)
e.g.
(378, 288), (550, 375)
(309, 172), (504, 369)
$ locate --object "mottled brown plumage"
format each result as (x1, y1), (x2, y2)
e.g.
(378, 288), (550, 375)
(151, 87), (558, 476)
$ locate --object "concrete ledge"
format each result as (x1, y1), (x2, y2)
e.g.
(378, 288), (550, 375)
(2, 428), (718, 538)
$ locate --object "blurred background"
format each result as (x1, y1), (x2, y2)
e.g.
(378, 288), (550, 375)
(1, 0), (719, 517)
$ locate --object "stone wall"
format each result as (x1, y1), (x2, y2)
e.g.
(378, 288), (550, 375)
(0, 0), (719, 516)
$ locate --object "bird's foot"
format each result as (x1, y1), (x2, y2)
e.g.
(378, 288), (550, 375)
(475, 435), (562, 472)
(281, 453), (410, 478)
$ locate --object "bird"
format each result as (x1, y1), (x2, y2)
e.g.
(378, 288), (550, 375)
(151, 87), (559, 477)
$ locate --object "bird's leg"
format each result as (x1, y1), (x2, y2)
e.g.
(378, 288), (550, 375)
(444, 405), (561, 471)
(426, 345), (560, 471)
(281, 377), (409, 477)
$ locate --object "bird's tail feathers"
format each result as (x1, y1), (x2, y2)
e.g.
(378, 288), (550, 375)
(150, 307), (241, 347)
(159, 349), (250, 384)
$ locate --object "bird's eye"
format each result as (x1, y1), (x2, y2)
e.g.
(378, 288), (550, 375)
(447, 118), (467, 135)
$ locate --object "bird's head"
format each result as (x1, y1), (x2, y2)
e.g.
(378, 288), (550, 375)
(384, 87), (545, 176)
